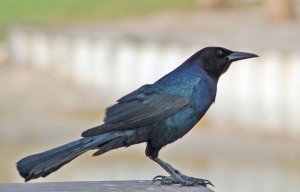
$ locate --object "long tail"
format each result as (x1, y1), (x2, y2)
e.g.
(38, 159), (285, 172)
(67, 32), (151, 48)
(17, 131), (127, 182)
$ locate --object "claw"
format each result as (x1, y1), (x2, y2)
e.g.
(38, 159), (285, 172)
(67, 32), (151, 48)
(204, 179), (214, 187)
(151, 175), (164, 184)
(177, 175), (214, 187)
(191, 178), (214, 187)
(152, 175), (179, 185)
(152, 175), (164, 181)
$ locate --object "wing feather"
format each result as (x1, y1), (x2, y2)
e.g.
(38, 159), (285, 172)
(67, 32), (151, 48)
(82, 91), (189, 137)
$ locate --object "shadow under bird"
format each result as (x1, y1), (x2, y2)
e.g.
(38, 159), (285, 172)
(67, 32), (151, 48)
(17, 47), (258, 186)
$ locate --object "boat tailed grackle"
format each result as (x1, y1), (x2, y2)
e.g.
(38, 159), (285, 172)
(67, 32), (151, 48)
(17, 47), (258, 186)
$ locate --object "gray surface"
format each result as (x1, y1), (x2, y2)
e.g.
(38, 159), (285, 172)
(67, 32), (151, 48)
(0, 180), (214, 192)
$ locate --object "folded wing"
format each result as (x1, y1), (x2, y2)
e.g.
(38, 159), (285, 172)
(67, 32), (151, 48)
(82, 88), (190, 137)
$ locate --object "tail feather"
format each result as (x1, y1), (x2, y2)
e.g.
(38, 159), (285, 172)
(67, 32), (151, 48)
(17, 132), (124, 181)
(93, 136), (126, 156)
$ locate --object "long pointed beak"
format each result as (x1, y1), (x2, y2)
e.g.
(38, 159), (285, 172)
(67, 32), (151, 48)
(226, 51), (258, 62)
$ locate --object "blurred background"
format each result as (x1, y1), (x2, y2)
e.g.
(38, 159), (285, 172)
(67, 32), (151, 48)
(0, 0), (299, 191)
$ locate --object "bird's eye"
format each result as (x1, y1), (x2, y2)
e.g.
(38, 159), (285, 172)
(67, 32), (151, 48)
(217, 50), (224, 56)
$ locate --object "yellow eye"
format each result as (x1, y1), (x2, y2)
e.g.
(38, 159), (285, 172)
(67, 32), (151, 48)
(217, 50), (224, 56)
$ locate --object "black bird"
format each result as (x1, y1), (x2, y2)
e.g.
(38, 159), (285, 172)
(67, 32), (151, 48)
(17, 47), (258, 186)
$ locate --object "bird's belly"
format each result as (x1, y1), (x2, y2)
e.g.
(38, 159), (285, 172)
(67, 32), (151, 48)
(149, 107), (203, 148)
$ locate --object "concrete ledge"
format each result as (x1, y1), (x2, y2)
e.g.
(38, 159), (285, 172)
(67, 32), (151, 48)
(0, 180), (214, 192)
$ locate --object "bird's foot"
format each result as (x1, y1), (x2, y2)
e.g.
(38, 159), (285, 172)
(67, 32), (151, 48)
(152, 175), (177, 185)
(152, 174), (213, 187)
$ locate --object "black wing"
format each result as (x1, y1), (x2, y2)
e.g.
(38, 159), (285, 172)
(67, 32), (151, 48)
(82, 88), (190, 137)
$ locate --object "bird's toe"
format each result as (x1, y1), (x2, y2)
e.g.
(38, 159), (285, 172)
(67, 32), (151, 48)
(152, 175), (178, 185)
(179, 175), (214, 187)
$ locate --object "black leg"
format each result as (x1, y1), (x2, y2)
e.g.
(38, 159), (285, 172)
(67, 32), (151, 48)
(150, 157), (214, 187)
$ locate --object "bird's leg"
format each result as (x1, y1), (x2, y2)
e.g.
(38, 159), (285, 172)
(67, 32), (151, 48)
(151, 157), (213, 187)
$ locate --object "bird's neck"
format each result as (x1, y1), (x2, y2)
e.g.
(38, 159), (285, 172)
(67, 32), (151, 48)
(206, 71), (220, 83)
(184, 61), (220, 84)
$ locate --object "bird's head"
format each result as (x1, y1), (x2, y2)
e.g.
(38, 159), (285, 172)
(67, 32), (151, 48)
(199, 47), (258, 79)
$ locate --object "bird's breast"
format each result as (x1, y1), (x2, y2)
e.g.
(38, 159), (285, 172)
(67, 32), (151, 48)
(190, 77), (217, 116)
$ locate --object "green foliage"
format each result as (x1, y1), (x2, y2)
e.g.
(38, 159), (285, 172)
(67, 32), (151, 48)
(0, 0), (196, 39)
